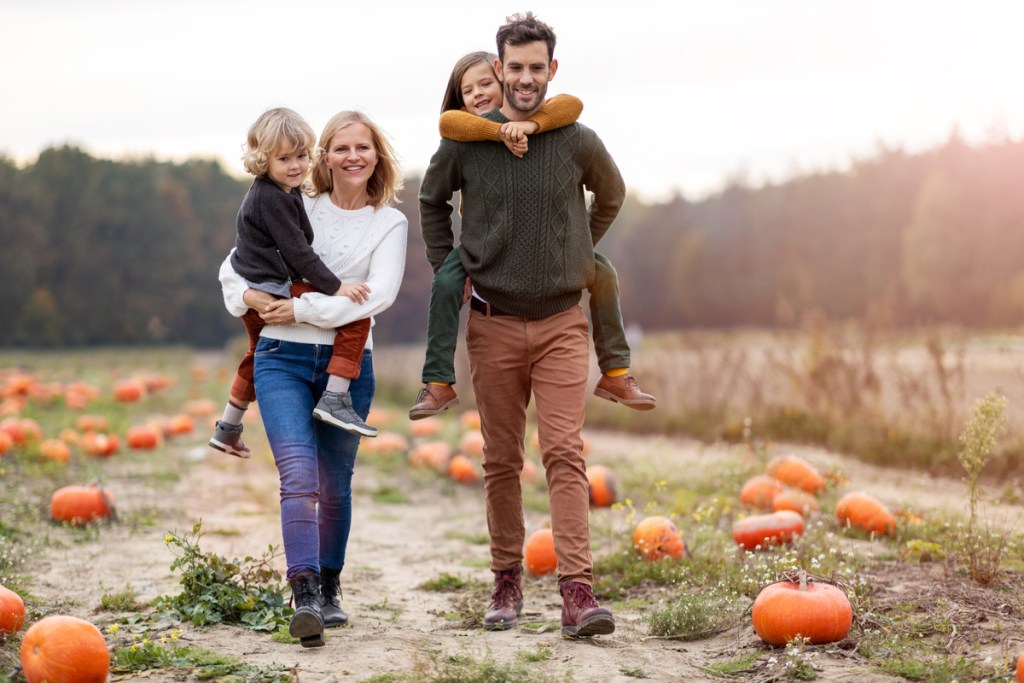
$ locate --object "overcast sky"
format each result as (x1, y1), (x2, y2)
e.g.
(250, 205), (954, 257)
(3, 1), (1023, 201)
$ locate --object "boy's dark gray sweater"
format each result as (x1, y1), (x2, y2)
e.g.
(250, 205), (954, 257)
(231, 175), (341, 294)
(419, 116), (625, 319)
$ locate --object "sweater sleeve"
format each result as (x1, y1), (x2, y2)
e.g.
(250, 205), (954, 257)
(259, 191), (342, 294)
(292, 212), (408, 328)
(528, 94), (583, 133)
(418, 140), (461, 272)
(580, 129), (626, 248)
(438, 94), (584, 142)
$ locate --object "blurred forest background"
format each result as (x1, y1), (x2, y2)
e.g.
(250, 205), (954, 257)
(1, 133), (1022, 349)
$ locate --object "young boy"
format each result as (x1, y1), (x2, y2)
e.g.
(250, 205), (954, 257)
(210, 107), (376, 459)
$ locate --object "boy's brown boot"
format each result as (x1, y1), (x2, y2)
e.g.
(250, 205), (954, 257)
(409, 383), (459, 420)
(593, 374), (656, 410)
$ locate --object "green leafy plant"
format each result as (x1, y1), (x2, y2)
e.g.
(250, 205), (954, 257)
(152, 521), (290, 630)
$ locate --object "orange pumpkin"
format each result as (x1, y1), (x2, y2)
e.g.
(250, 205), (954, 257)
(3, 373), (37, 397)
(408, 441), (450, 471)
(633, 516), (686, 561)
(74, 415), (109, 433)
(20, 615), (110, 683)
(409, 417), (443, 438)
(586, 464), (617, 507)
(771, 488), (820, 516)
(459, 410), (481, 431)
(50, 485), (115, 526)
(448, 454), (480, 485)
(126, 425), (162, 450)
(81, 432), (119, 458)
(458, 430), (485, 459)
(732, 510), (805, 551)
(0, 584), (26, 637)
(524, 528), (557, 576)
(39, 439), (71, 464)
(752, 576), (852, 645)
(183, 398), (217, 418)
(0, 431), (12, 456)
(1016, 652), (1023, 683)
(739, 474), (784, 509)
(113, 379), (146, 403)
(166, 414), (195, 436)
(766, 455), (825, 494)
(0, 417), (41, 445)
(836, 491), (895, 535)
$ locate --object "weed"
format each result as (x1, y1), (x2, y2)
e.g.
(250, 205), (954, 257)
(417, 572), (484, 592)
(372, 486), (411, 504)
(619, 666), (648, 678)
(110, 631), (290, 681)
(516, 646), (552, 662)
(152, 521), (290, 631)
(703, 651), (760, 677)
(646, 583), (746, 639)
(98, 582), (144, 611)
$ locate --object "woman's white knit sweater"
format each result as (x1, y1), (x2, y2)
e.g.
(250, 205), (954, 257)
(220, 193), (408, 349)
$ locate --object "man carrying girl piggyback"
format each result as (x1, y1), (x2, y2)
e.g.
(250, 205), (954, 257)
(209, 107), (377, 459)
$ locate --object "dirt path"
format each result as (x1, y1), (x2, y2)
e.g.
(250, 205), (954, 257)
(29, 425), (1024, 683)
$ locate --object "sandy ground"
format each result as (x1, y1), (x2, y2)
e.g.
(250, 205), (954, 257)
(26, 425), (1024, 683)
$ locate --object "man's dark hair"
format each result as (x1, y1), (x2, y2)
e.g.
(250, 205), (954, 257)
(496, 11), (556, 63)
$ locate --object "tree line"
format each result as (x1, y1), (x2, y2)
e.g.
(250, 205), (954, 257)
(1, 136), (1021, 348)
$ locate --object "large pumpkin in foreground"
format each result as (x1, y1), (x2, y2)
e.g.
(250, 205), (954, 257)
(0, 584), (26, 637)
(752, 578), (852, 645)
(21, 615), (110, 683)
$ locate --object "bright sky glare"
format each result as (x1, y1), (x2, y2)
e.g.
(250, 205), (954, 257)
(3, 0), (1024, 201)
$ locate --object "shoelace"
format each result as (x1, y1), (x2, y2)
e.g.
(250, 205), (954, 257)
(490, 571), (523, 608)
(563, 582), (598, 609)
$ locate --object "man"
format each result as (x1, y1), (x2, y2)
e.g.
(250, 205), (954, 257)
(418, 12), (624, 638)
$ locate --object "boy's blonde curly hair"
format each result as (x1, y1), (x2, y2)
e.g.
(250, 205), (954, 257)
(241, 107), (316, 177)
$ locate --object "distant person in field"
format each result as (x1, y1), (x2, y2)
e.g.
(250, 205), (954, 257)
(219, 110), (407, 647)
(418, 12), (626, 638)
(210, 107), (379, 461)
(408, 50), (656, 421)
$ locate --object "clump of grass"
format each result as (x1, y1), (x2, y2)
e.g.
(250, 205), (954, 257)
(646, 583), (746, 639)
(372, 486), (411, 504)
(110, 629), (289, 681)
(99, 582), (144, 611)
(417, 572), (484, 592)
(516, 646), (552, 662)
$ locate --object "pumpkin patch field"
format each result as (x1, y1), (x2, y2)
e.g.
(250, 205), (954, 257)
(1, 347), (1024, 682)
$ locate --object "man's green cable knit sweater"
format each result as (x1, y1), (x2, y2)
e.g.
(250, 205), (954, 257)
(419, 112), (625, 320)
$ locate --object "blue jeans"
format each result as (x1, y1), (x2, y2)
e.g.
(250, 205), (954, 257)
(253, 337), (375, 580)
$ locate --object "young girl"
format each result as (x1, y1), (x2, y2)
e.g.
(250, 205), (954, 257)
(409, 52), (656, 420)
(210, 107), (377, 459)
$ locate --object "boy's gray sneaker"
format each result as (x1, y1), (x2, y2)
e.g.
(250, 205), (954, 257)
(313, 391), (378, 437)
(208, 420), (251, 459)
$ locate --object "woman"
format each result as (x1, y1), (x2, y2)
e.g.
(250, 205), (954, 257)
(219, 110), (407, 647)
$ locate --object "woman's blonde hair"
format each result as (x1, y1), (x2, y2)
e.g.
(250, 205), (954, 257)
(241, 107), (316, 177)
(307, 111), (403, 207)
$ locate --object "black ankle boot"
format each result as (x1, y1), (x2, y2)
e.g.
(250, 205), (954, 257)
(319, 566), (349, 628)
(288, 570), (325, 647)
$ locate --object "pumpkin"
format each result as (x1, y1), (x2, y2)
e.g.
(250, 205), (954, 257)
(81, 432), (119, 458)
(0, 431), (12, 456)
(771, 488), (820, 516)
(448, 454), (480, 485)
(50, 485), (115, 526)
(524, 528), (557, 576)
(835, 491), (895, 535)
(0, 417), (41, 444)
(0, 584), (26, 637)
(113, 379), (145, 403)
(74, 415), (108, 433)
(732, 510), (805, 551)
(126, 425), (162, 450)
(141, 373), (175, 393)
(409, 417), (443, 438)
(3, 373), (37, 397)
(520, 459), (539, 484)
(183, 398), (217, 418)
(166, 414), (195, 436)
(408, 441), (450, 471)
(586, 464), (617, 507)
(39, 439), (71, 464)
(460, 410), (481, 431)
(766, 455), (825, 494)
(458, 430), (485, 459)
(1016, 652), (1023, 683)
(739, 474), (784, 509)
(364, 431), (408, 454)
(364, 407), (394, 428)
(20, 615), (110, 683)
(752, 575), (852, 645)
(633, 516), (686, 561)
